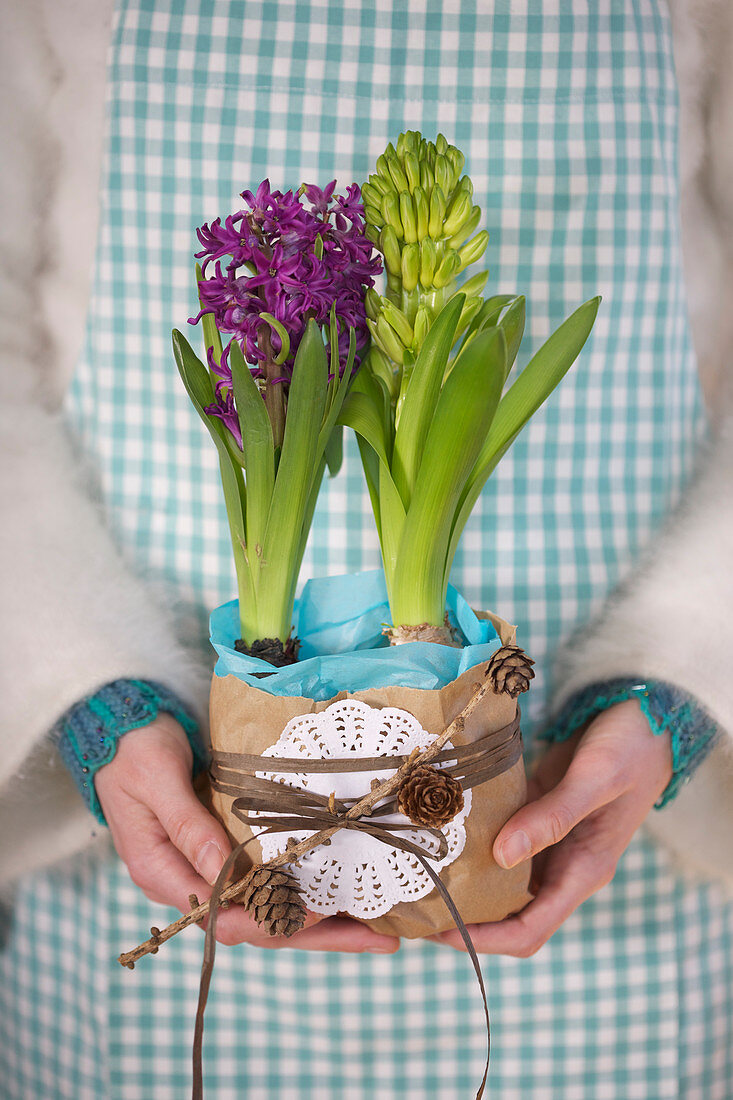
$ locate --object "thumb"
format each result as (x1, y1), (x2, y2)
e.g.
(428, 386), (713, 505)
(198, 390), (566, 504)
(493, 739), (626, 869)
(151, 760), (232, 886)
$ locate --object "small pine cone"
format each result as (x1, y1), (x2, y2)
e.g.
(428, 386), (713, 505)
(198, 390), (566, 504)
(240, 866), (307, 938)
(397, 765), (464, 828)
(487, 645), (535, 698)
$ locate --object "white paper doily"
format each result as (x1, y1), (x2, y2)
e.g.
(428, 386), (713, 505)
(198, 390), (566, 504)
(252, 699), (472, 919)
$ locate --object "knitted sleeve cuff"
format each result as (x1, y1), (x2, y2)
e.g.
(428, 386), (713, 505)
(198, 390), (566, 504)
(542, 678), (721, 808)
(52, 678), (207, 825)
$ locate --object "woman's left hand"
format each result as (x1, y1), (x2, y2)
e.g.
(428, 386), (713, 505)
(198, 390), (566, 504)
(430, 698), (673, 957)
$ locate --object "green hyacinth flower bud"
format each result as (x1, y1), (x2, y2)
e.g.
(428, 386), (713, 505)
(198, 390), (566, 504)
(368, 172), (389, 197)
(401, 242), (420, 292)
(428, 185), (447, 239)
(404, 151), (420, 192)
(412, 305), (431, 347)
(448, 205), (481, 248)
(419, 237), (437, 288)
(386, 154), (410, 194)
(433, 249), (461, 288)
(376, 153), (392, 184)
(457, 230), (490, 270)
(365, 286), (382, 322)
(443, 190), (473, 238)
(381, 299), (414, 347)
(399, 191), (418, 243)
(420, 161), (435, 193)
(375, 315), (405, 363)
(434, 154), (454, 198)
(380, 225), (402, 277)
(447, 146), (465, 178)
(361, 181), (384, 210)
(363, 201), (383, 226)
(459, 269), (490, 298)
(413, 186), (429, 239)
(381, 192), (404, 239)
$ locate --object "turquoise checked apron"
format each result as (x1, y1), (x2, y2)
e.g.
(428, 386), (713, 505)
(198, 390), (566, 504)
(3, 1), (732, 1097)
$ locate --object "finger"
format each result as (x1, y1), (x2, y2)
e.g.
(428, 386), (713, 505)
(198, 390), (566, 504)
(215, 911), (400, 953)
(108, 795), (218, 911)
(436, 825), (619, 957)
(493, 737), (629, 869)
(138, 758), (232, 887)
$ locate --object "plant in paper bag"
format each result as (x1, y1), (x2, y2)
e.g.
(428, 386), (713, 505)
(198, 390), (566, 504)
(172, 181), (382, 663)
(348, 130), (600, 642)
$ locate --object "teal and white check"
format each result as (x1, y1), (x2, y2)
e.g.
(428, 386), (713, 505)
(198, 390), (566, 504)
(3, 1), (732, 1096)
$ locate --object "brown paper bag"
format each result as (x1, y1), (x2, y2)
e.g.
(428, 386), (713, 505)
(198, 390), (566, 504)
(206, 610), (533, 939)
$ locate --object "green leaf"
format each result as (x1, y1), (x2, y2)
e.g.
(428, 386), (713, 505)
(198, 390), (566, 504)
(481, 296), (600, 470)
(324, 426), (344, 477)
(261, 320), (328, 622)
(391, 294), (465, 507)
(445, 296), (601, 587)
(172, 329), (254, 635)
(229, 339), (274, 557)
(318, 326), (355, 460)
(497, 295), (525, 380)
(338, 391), (390, 467)
(390, 325), (506, 626)
(378, 460), (406, 606)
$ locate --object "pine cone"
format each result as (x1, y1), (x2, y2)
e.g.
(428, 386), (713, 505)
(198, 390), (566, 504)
(239, 866), (307, 938)
(397, 765), (464, 828)
(487, 645), (535, 697)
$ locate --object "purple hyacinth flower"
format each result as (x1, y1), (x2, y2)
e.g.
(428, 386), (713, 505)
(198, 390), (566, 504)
(190, 177), (383, 445)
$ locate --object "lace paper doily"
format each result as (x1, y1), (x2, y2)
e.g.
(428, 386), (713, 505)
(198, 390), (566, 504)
(252, 699), (472, 918)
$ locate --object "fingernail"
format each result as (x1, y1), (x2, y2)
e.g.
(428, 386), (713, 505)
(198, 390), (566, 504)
(497, 830), (531, 869)
(196, 841), (226, 885)
(367, 942), (398, 953)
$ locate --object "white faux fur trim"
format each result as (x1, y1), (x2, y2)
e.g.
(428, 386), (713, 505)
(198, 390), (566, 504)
(552, 417), (733, 886)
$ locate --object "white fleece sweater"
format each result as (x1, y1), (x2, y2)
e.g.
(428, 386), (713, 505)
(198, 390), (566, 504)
(1, 0), (732, 888)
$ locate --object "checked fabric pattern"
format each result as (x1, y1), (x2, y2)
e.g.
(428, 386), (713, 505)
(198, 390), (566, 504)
(2, 1), (732, 1097)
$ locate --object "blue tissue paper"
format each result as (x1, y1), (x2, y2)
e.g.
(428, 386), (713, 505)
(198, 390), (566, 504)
(210, 570), (501, 701)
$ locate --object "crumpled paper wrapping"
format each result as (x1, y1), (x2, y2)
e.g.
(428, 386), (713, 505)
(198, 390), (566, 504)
(205, 571), (533, 938)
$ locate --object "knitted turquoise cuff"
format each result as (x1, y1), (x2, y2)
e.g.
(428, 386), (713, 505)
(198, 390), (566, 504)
(53, 679), (207, 825)
(542, 679), (720, 808)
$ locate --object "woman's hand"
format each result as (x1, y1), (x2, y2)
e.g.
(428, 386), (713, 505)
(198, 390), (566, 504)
(95, 714), (399, 954)
(431, 699), (673, 957)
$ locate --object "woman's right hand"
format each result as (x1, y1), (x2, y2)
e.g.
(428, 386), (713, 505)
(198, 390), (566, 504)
(94, 712), (399, 953)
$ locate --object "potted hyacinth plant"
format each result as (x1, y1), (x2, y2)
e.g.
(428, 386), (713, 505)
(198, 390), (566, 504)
(173, 179), (381, 664)
(164, 133), (600, 947)
(351, 130), (600, 644)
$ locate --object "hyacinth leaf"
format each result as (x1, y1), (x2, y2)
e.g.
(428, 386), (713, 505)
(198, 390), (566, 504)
(172, 329), (242, 468)
(479, 295), (601, 469)
(391, 294), (464, 508)
(462, 294), (515, 345)
(195, 263), (223, 374)
(498, 295), (526, 380)
(444, 296), (602, 590)
(390, 326), (506, 626)
(229, 339), (274, 555)
(324, 428), (343, 477)
(318, 324), (355, 462)
(261, 320), (329, 636)
(351, 360), (393, 455)
(378, 459), (407, 602)
(172, 329), (254, 623)
(338, 391), (390, 468)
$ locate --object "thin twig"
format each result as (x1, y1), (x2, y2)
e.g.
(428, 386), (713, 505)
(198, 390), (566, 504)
(118, 671), (495, 969)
